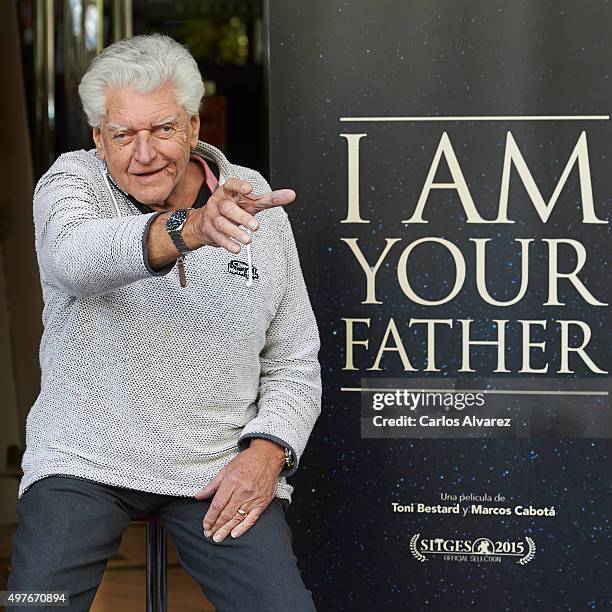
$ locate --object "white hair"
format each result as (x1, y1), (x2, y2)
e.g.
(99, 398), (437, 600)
(78, 34), (205, 128)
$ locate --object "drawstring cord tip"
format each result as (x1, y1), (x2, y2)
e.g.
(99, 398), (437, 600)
(245, 228), (253, 287)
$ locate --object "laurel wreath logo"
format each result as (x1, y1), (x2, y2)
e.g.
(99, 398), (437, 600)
(409, 533), (428, 562)
(518, 537), (536, 565)
(409, 534), (536, 564)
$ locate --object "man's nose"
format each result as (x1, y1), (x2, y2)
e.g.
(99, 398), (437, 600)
(133, 130), (157, 165)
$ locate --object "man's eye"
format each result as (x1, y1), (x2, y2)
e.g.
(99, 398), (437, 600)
(114, 133), (130, 142)
(156, 125), (175, 137)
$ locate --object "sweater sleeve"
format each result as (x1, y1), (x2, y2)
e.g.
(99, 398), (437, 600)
(34, 163), (175, 299)
(237, 209), (322, 477)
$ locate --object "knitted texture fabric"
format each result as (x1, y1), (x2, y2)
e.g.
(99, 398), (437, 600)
(19, 140), (322, 503)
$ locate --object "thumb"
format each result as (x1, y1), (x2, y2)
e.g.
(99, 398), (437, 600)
(194, 469), (224, 500)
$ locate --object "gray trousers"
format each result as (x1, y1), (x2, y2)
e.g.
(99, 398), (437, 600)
(7, 475), (316, 611)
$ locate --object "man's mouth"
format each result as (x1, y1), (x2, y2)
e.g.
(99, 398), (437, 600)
(133, 167), (166, 179)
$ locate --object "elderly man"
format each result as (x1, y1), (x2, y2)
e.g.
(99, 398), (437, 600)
(8, 34), (321, 611)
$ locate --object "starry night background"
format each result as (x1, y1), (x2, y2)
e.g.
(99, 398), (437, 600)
(267, 1), (610, 610)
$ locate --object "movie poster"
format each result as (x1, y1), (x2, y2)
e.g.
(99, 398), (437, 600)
(267, 1), (611, 609)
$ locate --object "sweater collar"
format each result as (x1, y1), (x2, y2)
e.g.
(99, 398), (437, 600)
(191, 140), (234, 180)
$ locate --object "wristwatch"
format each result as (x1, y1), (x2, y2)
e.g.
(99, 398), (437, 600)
(165, 208), (193, 256)
(284, 447), (295, 470)
(165, 208), (193, 288)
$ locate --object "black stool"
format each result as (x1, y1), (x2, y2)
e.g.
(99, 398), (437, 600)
(143, 516), (167, 612)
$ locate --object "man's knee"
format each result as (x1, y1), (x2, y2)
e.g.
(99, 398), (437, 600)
(8, 476), (129, 598)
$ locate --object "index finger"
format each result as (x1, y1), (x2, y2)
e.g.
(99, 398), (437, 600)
(239, 189), (296, 209)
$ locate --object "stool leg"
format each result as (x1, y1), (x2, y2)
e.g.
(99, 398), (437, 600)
(157, 522), (168, 612)
(146, 522), (157, 612)
(146, 522), (168, 612)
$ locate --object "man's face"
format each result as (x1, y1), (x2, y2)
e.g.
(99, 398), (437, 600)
(92, 83), (200, 205)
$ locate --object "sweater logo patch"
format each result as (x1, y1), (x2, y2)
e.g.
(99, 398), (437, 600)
(228, 259), (259, 281)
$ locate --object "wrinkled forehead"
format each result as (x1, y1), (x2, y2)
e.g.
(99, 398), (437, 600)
(102, 84), (186, 130)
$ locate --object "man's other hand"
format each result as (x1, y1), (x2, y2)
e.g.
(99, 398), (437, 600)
(194, 438), (285, 542)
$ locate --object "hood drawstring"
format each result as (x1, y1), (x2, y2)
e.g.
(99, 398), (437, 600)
(245, 229), (253, 287)
(213, 176), (255, 288)
(101, 165), (122, 218)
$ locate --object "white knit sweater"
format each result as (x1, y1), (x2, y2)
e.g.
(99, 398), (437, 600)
(18, 141), (322, 503)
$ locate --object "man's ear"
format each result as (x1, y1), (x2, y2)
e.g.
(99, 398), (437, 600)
(92, 127), (106, 160)
(189, 113), (201, 148)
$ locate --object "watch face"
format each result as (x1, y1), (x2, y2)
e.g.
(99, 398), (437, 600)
(166, 209), (189, 231)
